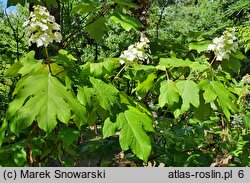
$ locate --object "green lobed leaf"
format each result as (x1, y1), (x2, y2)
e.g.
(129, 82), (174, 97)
(189, 62), (208, 72)
(211, 81), (238, 119)
(77, 86), (99, 125)
(90, 77), (119, 112)
(71, 1), (98, 14)
(85, 17), (107, 43)
(189, 40), (212, 53)
(116, 106), (154, 162)
(135, 73), (157, 98)
(159, 57), (193, 68)
(103, 118), (116, 138)
(201, 81), (237, 119)
(58, 128), (80, 146)
(176, 80), (200, 115)
(111, 0), (138, 8)
(110, 12), (141, 31)
(159, 80), (180, 107)
(243, 114), (250, 129)
(203, 83), (217, 103)
(7, 74), (87, 134)
(193, 93), (212, 120)
(18, 51), (43, 76)
(221, 59), (241, 73)
(4, 62), (23, 77)
(232, 50), (247, 60)
(52, 49), (77, 68)
(119, 91), (152, 116)
(4, 51), (43, 77)
(83, 58), (120, 77)
(77, 86), (95, 107)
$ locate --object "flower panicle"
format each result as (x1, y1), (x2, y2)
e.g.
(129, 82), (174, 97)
(207, 27), (238, 61)
(119, 35), (150, 65)
(23, 5), (62, 48)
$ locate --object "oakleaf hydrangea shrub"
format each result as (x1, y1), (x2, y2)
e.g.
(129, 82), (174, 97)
(22, 5), (62, 47)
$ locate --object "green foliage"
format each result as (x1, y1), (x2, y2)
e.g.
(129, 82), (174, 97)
(159, 80), (179, 107)
(89, 77), (119, 112)
(110, 12), (141, 32)
(7, 73), (87, 133)
(201, 81), (237, 119)
(149, 0), (233, 41)
(238, 26), (250, 52)
(189, 40), (213, 53)
(175, 80), (200, 117)
(103, 106), (154, 162)
(85, 17), (107, 43)
(111, 0), (138, 9)
(0, 0), (250, 167)
(225, 0), (250, 23)
(7, 0), (26, 7)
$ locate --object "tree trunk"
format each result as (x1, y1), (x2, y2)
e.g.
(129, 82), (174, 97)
(131, 0), (151, 32)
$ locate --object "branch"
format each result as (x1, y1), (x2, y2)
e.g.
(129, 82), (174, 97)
(5, 9), (21, 61)
(62, 5), (112, 49)
(155, 1), (167, 39)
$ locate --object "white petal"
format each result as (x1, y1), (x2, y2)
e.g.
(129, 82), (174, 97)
(207, 44), (215, 50)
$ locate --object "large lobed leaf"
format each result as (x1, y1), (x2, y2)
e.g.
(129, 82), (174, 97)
(102, 106), (154, 162)
(5, 51), (43, 77)
(202, 81), (237, 119)
(6, 74), (87, 134)
(81, 58), (120, 78)
(175, 80), (200, 117)
(85, 17), (107, 43)
(159, 80), (179, 107)
(89, 77), (119, 112)
(158, 57), (207, 73)
(114, 106), (154, 162)
(110, 12), (141, 31)
(135, 73), (157, 98)
(159, 57), (193, 68)
(71, 1), (99, 14)
(103, 118), (116, 139)
(189, 40), (212, 53)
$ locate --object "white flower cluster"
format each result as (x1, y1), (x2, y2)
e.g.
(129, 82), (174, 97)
(119, 36), (150, 65)
(23, 5), (62, 47)
(231, 114), (243, 129)
(208, 28), (238, 61)
(241, 74), (250, 85)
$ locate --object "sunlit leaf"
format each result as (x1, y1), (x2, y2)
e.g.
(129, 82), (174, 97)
(103, 118), (116, 138)
(7, 74), (87, 134)
(189, 40), (212, 53)
(110, 12), (141, 31)
(116, 106), (154, 162)
(159, 80), (179, 107)
(176, 80), (200, 111)
(135, 73), (156, 98)
(90, 77), (119, 112)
